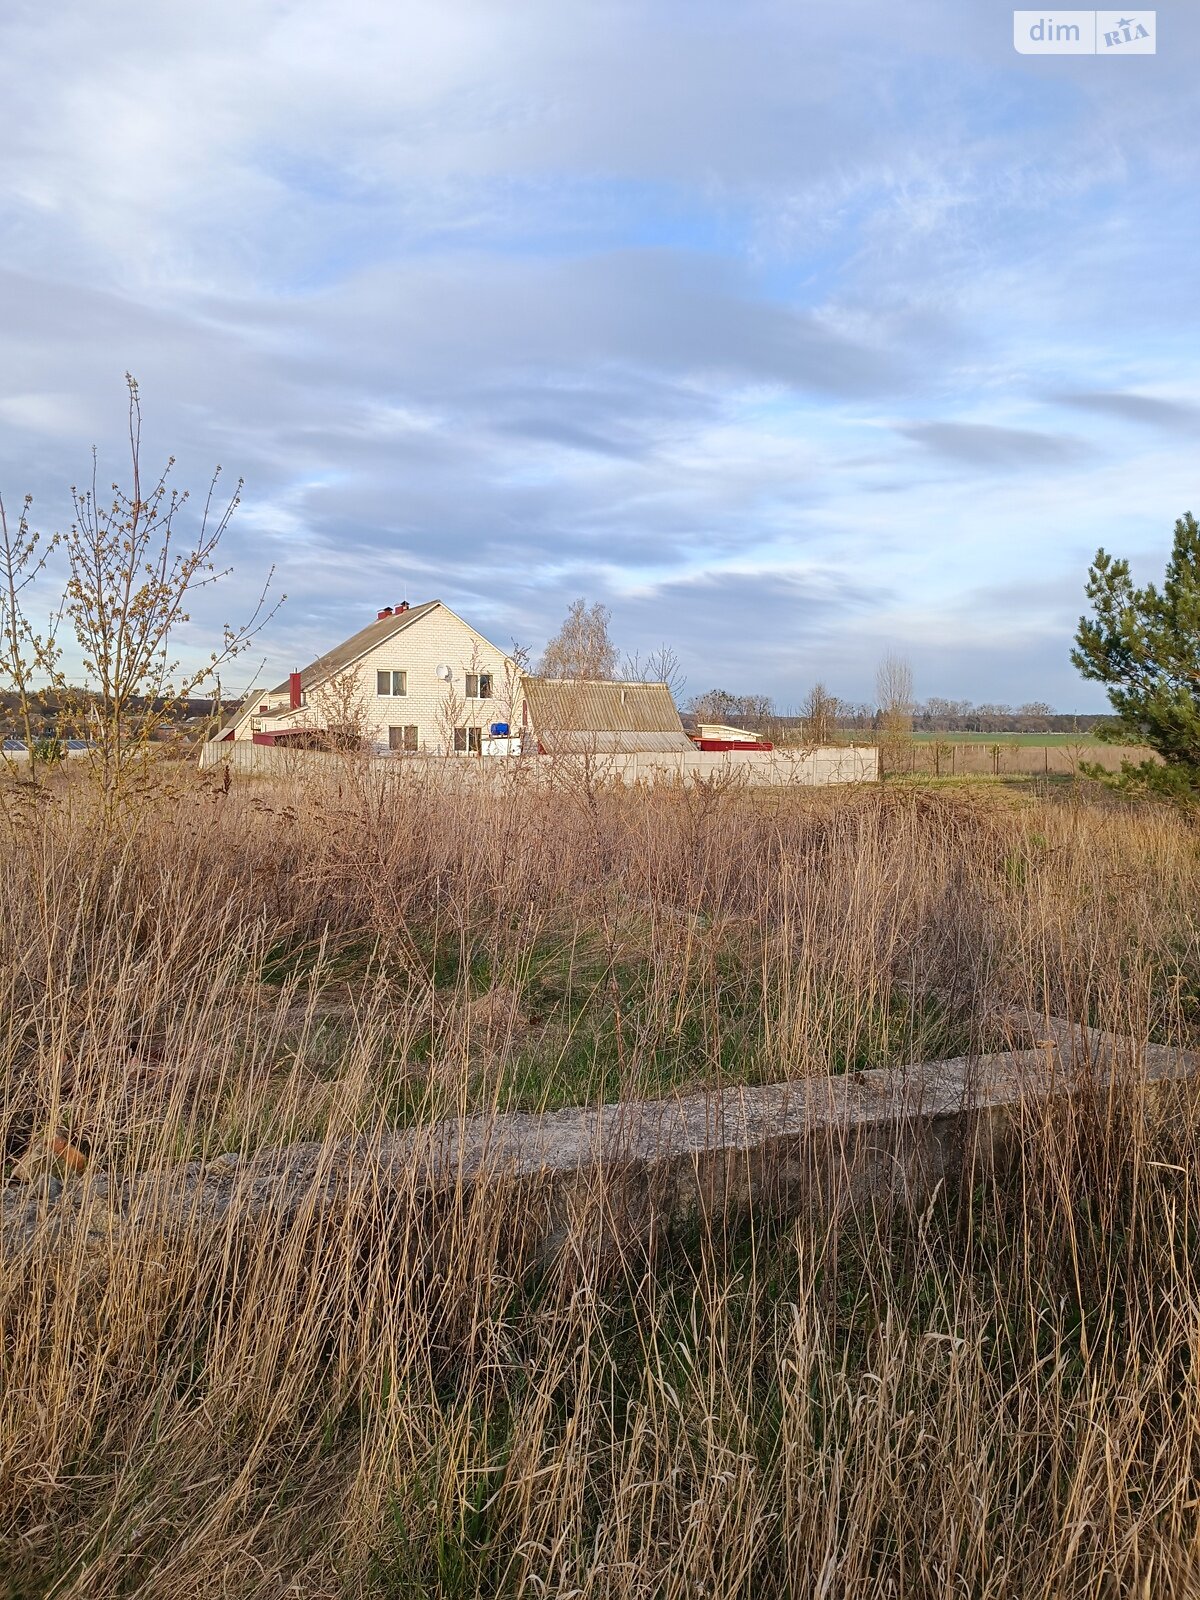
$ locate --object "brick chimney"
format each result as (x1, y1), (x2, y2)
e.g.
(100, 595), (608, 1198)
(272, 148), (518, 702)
(289, 671), (302, 710)
(377, 606), (393, 621)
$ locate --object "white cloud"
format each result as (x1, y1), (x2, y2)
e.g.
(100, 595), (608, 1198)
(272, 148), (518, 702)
(0, 0), (1195, 706)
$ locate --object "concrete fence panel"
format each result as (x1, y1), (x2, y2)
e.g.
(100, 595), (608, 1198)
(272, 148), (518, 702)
(200, 741), (881, 787)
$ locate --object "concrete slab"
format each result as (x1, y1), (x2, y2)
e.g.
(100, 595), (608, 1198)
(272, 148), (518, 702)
(4, 1015), (1196, 1259)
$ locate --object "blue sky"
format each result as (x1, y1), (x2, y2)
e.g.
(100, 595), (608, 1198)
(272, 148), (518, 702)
(0, 0), (1196, 710)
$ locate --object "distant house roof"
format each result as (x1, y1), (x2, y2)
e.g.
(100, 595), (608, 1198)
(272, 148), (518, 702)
(523, 678), (693, 755)
(695, 722), (763, 742)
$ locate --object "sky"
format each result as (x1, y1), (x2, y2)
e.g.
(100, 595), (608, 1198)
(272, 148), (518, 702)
(0, 0), (1196, 711)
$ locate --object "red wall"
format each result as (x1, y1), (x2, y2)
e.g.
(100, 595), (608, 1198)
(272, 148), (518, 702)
(691, 738), (773, 752)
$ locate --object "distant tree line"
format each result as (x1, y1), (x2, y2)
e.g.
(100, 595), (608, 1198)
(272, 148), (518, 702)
(685, 686), (1104, 739)
(910, 700), (1103, 734)
(0, 690), (237, 738)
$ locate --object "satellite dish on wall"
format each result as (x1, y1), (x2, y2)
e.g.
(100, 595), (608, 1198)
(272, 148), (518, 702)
(435, 664), (452, 682)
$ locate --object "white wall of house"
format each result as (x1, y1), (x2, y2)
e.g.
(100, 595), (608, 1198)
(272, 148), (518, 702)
(234, 604), (521, 755)
(353, 607), (519, 754)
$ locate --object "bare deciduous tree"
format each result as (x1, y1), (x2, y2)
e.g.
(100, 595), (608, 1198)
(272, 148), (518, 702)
(0, 494), (62, 783)
(875, 651), (915, 775)
(1018, 700), (1054, 733)
(495, 640), (531, 753)
(622, 642), (686, 703)
(799, 682), (841, 746)
(436, 677), (468, 756)
(688, 688), (774, 729)
(304, 661), (372, 748)
(975, 702), (1013, 734)
(64, 376), (281, 818)
(688, 688), (739, 725)
(538, 598), (618, 680)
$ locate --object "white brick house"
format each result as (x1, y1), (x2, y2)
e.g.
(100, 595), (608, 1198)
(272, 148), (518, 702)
(211, 600), (521, 756)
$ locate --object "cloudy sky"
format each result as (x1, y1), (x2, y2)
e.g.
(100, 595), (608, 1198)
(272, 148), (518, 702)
(1, 0), (1196, 710)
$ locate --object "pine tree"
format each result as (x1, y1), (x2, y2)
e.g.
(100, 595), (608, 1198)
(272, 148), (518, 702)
(1071, 512), (1200, 802)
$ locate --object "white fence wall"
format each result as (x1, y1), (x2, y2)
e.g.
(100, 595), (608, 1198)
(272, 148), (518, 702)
(200, 740), (879, 787)
(602, 746), (878, 785)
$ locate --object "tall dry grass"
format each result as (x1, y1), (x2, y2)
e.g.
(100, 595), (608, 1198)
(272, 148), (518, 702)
(2, 765), (1200, 1596)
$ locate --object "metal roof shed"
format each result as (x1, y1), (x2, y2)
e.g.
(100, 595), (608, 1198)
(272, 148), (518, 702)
(522, 678), (693, 755)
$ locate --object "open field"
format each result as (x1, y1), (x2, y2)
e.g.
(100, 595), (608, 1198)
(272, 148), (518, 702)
(3, 765), (1200, 1597)
(907, 730), (1107, 745)
(829, 730), (1117, 747)
(884, 739), (1155, 779)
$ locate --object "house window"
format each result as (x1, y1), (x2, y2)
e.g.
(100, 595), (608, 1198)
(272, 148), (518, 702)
(453, 726), (482, 754)
(464, 672), (492, 700)
(389, 725), (419, 752)
(376, 670), (407, 696)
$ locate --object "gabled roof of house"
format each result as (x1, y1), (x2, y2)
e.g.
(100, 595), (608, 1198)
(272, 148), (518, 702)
(216, 597), (516, 738)
(268, 599), (442, 696)
(522, 677), (693, 754)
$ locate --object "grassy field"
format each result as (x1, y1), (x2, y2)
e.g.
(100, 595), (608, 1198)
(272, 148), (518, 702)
(3, 763), (1200, 1596)
(906, 730), (1107, 745)
(825, 730), (1119, 746)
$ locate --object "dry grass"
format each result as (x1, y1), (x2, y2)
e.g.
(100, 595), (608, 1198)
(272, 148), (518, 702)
(2, 764), (1200, 1597)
